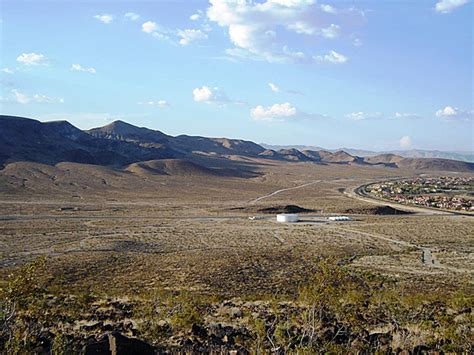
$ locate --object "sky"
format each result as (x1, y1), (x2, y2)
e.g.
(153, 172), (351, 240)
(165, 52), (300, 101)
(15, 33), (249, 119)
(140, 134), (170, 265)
(0, 0), (473, 152)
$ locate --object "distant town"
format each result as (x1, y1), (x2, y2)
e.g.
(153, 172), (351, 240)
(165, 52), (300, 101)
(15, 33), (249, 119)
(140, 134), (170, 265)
(366, 176), (474, 212)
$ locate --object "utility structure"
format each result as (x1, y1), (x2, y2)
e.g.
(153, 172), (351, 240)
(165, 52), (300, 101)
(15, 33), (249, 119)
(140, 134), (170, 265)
(276, 214), (299, 223)
(328, 216), (352, 221)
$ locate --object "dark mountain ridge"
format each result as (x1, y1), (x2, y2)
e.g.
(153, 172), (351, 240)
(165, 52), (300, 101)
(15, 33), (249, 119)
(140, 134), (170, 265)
(1, 115), (473, 173)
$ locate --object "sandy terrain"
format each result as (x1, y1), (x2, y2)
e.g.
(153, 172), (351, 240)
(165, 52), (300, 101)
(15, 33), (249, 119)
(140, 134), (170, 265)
(1, 160), (472, 298)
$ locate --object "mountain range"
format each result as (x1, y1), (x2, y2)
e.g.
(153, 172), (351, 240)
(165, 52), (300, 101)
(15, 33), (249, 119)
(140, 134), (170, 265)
(262, 144), (474, 163)
(1, 115), (473, 173)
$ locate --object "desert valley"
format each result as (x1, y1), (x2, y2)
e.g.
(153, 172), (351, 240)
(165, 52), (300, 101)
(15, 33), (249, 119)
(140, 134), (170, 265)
(0, 115), (472, 353)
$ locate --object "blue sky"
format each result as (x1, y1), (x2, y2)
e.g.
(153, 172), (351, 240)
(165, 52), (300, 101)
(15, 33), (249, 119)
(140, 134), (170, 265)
(0, 0), (472, 151)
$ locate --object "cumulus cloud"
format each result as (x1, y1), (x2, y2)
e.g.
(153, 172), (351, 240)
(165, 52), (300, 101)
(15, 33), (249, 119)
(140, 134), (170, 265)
(16, 52), (48, 66)
(251, 103), (297, 121)
(269, 83), (280, 92)
(435, 105), (473, 120)
(190, 13), (201, 21)
(346, 112), (383, 120)
(71, 64), (96, 74)
(124, 12), (140, 21)
(11, 89), (63, 104)
(315, 50), (348, 64)
(435, 0), (470, 13)
(11, 89), (30, 104)
(141, 21), (170, 41)
(138, 100), (170, 108)
(94, 14), (114, 24)
(142, 21), (158, 33)
(193, 86), (230, 104)
(251, 102), (326, 122)
(1, 68), (14, 74)
(399, 136), (412, 149)
(178, 29), (208, 45)
(321, 24), (340, 39)
(206, 0), (362, 63)
(320, 4), (337, 14)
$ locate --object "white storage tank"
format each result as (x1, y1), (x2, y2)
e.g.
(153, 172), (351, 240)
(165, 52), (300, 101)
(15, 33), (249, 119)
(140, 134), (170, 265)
(276, 214), (299, 223)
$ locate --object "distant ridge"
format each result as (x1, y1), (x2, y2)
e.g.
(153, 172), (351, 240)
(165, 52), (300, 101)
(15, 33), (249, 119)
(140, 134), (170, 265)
(0, 115), (473, 173)
(262, 144), (474, 163)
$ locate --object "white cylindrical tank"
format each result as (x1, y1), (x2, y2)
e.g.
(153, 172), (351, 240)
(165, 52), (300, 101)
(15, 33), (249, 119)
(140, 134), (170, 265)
(276, 214), (299, 223)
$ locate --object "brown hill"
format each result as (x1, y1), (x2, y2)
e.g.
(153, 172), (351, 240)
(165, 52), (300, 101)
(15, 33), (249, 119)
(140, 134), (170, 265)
(363, 154), (474, 172)
(277, 148), (312, 161)
(364, 154), (405, 165)
(0, 161), (134, 196)
(125, 159), (221, 177)
(322, 150), (359, 164)
(395, 158), (474, 172)
(258, 149), (281, 159)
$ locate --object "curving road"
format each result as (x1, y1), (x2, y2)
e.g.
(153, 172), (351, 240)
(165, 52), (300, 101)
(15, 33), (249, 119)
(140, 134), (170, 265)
(249, 180), (321, 204)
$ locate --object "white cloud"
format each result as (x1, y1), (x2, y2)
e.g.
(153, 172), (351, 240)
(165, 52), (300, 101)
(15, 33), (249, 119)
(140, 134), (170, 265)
(352, 38), (363, 47)
(11, 89), (30, 104)
(71, 64), (96, 74)
(251, 102), (297, 121)
(269, 82), (280, 92)
(178, 29), (208, 46)
(193, 86), (230, 104)
(394, 112), (419, 119)
(16, 52), (48, 66)
(288, 22), (317, 35)
(399, 136), (412, 149)
(315, 50), (348, 64)
(138, 100), (170, 108)
(10, 90), (63, 104)
(157, 100), (169, 108)
(1, 68), (14, 74)
(142, 21), (158, 34)
(141, 21), (170, 41)
(320, 4), (337, 14)
(346, 111), (383, 120)
(321, 24), (340, 39)
(33, 94), (64, 104)
(190, 13), (201, 21)
(94, 14), (114, 24)
(435, 0), (470, 13)
(436, 105), (458, 117)
(207, 0), (363, 63)
(124, 12), (140, 21)
(435, 105), (473, 120)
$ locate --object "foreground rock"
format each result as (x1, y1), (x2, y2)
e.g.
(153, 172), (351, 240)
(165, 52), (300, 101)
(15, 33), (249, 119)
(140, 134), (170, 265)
(83, 332), (154, 355)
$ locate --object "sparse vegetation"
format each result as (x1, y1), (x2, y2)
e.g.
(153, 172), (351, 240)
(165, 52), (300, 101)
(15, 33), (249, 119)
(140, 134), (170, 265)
(1, 257), (472, 353)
